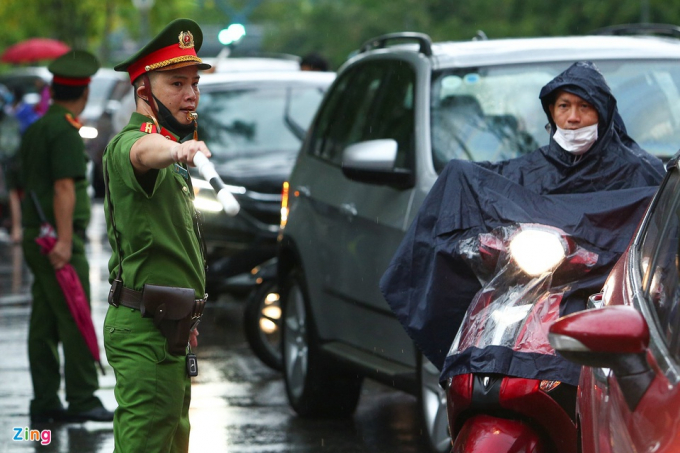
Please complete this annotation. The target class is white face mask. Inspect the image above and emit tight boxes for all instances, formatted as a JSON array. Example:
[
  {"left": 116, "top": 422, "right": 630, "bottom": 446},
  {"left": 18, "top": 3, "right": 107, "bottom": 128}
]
[{"left": 552, "top": 123, "right": 599, "bottom": 155}]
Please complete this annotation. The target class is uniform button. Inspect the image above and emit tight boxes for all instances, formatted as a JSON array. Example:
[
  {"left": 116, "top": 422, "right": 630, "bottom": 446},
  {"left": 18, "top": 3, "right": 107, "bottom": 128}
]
[
  {"left": 109, "top": 328, "right": 114, "bottom": 333},
  {"left": 182, "top": 186, "right": 188, "bottom": 193}
]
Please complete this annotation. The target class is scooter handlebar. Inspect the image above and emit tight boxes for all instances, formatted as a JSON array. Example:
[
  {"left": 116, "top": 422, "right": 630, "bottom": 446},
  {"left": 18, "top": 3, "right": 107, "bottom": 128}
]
[{"left": 192, "top": 152, "right": 240, "bottom": 217}]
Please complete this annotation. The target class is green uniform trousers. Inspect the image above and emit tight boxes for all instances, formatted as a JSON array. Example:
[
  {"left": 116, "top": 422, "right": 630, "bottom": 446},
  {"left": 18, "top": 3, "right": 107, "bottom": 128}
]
[
  {"left": 22, "top": 229, "right": 102, "bottom": 417},
  {"left": 104, "top": 304, "right": 191, "bottom": 453}
]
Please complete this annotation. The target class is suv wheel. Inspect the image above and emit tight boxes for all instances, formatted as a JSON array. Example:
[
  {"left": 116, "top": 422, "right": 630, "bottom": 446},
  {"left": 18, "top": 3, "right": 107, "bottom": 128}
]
[
  {"left": 418, "top": 354, "right": 451, "bottom": 452},
  {"left": 243, "top": 280, "right": 283, "bottom": 371},
  {"left": 281, "top": 270, "right": 362, "bottom": 417}
]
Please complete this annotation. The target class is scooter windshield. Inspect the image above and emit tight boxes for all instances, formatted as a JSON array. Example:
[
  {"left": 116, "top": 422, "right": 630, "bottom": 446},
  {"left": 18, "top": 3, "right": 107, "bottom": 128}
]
[{"left": 448, "top": 224, "right": 598, "bottom": 357}]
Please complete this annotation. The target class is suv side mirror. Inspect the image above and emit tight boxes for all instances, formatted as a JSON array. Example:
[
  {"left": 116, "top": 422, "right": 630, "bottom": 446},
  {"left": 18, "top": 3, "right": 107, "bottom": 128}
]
[
  {"left": 548, "top": 305, "right": 654, "bottom": 410},
  {"left": 341, "top": 139, "right": 415, "bottom": 189}
]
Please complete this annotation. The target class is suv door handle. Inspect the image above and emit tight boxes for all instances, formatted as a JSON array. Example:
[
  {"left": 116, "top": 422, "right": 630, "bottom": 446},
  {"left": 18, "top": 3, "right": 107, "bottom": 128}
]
[{"left": 340, "top": 203, "right": 357, "bottom": 217}]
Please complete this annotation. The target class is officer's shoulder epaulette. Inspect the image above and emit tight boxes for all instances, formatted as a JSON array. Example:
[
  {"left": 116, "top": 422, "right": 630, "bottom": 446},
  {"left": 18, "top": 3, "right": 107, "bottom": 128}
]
[
  {"left": 140, "top": 122, "right": 158, "bottom": 134},
  {"left": 139, "top": 122, "right": 178, "bottom": 142},
  {"left": 65, "top": 113, "right": 82, "bottom": 130}
]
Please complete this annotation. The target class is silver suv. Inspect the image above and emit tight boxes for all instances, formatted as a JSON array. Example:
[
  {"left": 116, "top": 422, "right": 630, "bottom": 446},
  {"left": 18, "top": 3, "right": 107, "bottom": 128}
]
[{"left": 278, "top": 26, "right": 680, "bottom": 452}]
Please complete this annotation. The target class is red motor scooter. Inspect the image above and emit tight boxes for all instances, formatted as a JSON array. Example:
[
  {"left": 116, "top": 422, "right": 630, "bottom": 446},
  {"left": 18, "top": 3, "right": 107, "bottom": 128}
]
[{"left": 444, "top": 224, "right": 598, "bottom": 453}]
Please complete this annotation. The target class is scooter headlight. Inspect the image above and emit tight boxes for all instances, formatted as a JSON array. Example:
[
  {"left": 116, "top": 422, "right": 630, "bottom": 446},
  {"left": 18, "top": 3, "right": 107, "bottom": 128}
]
[{"left": 509, "top": 229, "right": 566, "bottom": 276}]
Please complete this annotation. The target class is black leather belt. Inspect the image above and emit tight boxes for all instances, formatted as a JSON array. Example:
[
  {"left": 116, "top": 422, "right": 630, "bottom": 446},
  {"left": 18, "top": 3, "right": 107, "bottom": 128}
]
[{"left": 112, "top": 286, "right": 144, "bottom": 310}]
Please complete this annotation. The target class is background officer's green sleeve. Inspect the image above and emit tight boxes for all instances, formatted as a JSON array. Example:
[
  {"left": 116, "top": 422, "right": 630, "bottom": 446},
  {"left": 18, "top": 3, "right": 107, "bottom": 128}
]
[
  {"left": 51, "top": 129, "right": 87, "bottom": 181},
  {"left": 108, "top": 131, "right": 168, "bottom": 198}
]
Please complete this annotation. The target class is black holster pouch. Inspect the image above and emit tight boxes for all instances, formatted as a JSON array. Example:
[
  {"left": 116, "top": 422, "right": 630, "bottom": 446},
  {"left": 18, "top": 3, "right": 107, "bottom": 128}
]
[{"left": 141, "top": 284, "right": 195, "bottom": 356}]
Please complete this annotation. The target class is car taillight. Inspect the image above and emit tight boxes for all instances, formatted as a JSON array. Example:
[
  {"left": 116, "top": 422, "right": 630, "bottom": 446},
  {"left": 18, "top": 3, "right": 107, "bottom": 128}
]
[{"left": 280, "top": 181, "right": 289, "bottom": 229}]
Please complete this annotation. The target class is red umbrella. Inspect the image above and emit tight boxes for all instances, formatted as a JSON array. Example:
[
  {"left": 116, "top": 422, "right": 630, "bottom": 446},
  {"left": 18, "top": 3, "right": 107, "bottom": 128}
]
[
  {"left": 30, "top": 192, "right": 104, "bottom": 373},
  {"left": 1, "top": 38, "right": 70, "bottom": 64}
]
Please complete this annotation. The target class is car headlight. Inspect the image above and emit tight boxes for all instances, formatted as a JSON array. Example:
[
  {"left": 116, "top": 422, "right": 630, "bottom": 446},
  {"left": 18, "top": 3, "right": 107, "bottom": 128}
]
[
  {"left": 509, "top": 228, "right": 566, "bottom": 276},
  {"left": 79, "top": 126, "right": 98, "bottom": 139}
]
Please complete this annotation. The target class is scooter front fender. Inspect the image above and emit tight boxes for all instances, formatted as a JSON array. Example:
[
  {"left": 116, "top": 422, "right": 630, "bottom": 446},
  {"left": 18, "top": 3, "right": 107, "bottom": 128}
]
[{"left": 452, "top": 414, "right": 545, "bottom": 453}]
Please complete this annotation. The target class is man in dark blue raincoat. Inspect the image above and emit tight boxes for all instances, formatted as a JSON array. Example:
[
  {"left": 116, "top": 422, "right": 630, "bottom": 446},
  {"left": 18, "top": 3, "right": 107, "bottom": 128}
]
[{"left": 380, "top": 61, "right": 665, "bottom": 386}]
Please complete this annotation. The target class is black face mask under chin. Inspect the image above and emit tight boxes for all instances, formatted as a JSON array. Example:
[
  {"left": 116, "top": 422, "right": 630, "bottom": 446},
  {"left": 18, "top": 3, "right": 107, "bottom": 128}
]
[{"left": 149, "top": 94, "right": 195, "bottom": 139}]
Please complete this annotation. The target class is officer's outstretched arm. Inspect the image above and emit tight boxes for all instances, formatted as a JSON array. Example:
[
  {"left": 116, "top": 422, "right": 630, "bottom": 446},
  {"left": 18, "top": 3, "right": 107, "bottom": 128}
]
[{"left": 130, "top": 133, "right": 211, "bottom": 175}]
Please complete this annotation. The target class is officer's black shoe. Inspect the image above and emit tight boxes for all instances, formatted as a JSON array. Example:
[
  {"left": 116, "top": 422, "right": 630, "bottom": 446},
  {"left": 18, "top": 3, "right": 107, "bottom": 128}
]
[
  {"left": 66, "top": 406, "right": 114, "bottom": 423},
  {"left": 30, "top": 408, "right": 68, "bottom": 424}
]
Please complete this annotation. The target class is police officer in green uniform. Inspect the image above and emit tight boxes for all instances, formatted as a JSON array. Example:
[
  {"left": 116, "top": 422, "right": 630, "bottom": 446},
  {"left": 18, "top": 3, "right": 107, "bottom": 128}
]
[
  {"left": 20, "top": 50, "right": 114, "bottom": 423},
  {"left": 104, "top": 18, "right": 211, "bottom": 452}
]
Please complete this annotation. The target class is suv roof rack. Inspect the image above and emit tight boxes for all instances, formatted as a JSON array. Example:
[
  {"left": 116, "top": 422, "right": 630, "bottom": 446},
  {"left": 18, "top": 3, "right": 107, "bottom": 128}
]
[
  {"left": 359, "top": 32, "right": 433, "bottom": 56},
  {"left": 591, "top": 23, "right": 680, "bottom": 39}
]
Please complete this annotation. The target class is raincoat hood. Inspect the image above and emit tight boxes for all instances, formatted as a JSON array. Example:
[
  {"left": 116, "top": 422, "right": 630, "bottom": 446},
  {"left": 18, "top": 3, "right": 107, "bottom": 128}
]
[
  {"left": 539, "top": 61, "right": 615, "bottom": 135},
  {"left": 538, "top": 61, "right": 646, "bottom": 164}
]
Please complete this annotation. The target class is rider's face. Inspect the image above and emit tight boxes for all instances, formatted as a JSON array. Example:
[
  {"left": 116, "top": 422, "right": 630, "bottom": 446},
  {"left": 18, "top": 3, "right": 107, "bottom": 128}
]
[{"left": 549, "top": 90, "right": 599, "bottom": 130}]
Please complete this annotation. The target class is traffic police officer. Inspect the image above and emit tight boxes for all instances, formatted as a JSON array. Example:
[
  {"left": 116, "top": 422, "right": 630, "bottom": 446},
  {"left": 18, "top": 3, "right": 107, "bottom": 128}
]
[
  {"left": 20, "top": 50, "right": 114, "bottom": 423},
  {"left": 104, "top": 18, "right": 211, "bottom": 452}
]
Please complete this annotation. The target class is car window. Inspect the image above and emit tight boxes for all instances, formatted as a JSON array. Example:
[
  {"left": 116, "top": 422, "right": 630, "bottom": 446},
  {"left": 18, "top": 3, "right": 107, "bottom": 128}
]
[
  {"left": 431, "top": 60, "right": 680, "bottom": 172},
  {"left": 197, "top": 84, "right": 326, "bottom": 158},
  {"left": 309, "top": 60, "right": 415, "bottom": 167},
  {"left": 638, "top": 168, "right": 680, "bottom": 356}
]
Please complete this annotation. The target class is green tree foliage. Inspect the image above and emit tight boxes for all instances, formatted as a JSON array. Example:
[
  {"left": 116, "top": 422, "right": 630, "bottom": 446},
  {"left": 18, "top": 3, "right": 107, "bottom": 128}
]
[
  {"left": 0, "top": 0, "right": 225, "bottom": 67},
  {"left": 1, "top": 0, "right": 679, "bottom": 70},
  {"left": 257, "top": 0, "right": 679, "bottom": 69}
]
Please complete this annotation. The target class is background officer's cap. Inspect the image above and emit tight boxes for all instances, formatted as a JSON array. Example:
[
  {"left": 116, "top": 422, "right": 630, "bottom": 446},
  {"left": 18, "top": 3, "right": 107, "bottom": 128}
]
[
  {"left": 114, "top": 18, "right": 211, "bottom": 84},
  {"left": 48, "top": 50, "right": 100, "bottom": 87}
]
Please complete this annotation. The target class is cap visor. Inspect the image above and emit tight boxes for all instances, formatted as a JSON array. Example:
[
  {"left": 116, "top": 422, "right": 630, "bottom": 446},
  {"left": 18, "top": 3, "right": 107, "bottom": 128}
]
[{"left": 156, "top": 61, "right": 212, "bottom": 72}]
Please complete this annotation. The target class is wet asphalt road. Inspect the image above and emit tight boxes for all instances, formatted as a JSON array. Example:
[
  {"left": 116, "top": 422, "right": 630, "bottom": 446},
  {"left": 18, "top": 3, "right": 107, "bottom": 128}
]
[{"left": 0, "top": 202, "right": 434, "bottom": 453}]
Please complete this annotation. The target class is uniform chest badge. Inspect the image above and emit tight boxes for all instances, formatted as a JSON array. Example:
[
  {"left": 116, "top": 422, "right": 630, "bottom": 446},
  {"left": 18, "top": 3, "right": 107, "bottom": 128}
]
[{"left": 65, "top": 113, "right": 82, "bottom": 130}]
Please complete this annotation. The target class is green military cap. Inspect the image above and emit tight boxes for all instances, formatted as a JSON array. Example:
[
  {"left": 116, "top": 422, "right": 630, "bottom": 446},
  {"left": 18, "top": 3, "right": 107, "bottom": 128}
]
[
  {"left": 48, "top": 50, "right": 100, "bottom": 86},
  {"left": 114, "top": 18, "right": 211, "bottom": 84}
]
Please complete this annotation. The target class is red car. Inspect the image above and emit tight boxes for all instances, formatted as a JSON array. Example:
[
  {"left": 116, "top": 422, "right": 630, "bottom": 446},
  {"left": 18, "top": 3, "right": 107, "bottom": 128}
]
[{"left": 549, "top": 155, "right": 680, "bottom": 453}]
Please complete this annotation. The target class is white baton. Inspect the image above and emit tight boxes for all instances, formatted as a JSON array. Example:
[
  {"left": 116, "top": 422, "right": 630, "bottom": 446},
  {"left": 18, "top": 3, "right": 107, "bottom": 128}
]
[{"left": 192, "top": 152, "right": 240, "bottom": 216}]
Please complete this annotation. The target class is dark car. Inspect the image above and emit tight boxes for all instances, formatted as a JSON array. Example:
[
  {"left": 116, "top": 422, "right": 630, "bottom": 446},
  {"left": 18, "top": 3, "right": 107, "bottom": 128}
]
[
  {"left": 189, "top": 70, "right": 335, "bottom": 295},
  {"left": 549, "top": 153, "right": 680, "bottom": 453}
]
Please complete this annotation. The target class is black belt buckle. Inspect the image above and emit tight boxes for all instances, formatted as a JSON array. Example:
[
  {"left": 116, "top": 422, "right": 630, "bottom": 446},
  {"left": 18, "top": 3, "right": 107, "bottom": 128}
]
[{"left": 108, "top": 279, "right": 123, "bottom": 308}]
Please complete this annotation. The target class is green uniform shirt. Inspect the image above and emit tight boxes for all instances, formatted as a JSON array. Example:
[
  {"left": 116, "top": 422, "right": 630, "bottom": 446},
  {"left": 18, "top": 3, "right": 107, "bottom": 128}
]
[
  {"left": 19, "top": 104, "right": 91, "bottom": 230},
  {"left": 104, "top": 112, "right": 205, "bottom": 297}
]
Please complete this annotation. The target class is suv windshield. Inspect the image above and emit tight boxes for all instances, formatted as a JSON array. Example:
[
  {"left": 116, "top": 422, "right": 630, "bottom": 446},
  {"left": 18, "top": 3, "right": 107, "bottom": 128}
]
[
  {"left": 197, "top": 84, "right": 326, "bottom": 159},
  {"left": 431, "top": 60, "right": 680, "bottom": 172}
]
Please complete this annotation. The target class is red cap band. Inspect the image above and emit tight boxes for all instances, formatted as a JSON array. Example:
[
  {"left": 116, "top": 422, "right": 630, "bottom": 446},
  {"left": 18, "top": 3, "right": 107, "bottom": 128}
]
[
  {"left": 52, "top": 76, "right": 91, "bottom": 86},
  {"left": 127, "top": 43, "right": 202, "bottom": 83}
]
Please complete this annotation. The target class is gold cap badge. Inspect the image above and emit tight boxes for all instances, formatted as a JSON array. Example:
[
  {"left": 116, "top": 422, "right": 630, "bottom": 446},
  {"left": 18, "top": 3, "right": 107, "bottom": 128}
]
[{"left": 178, "top": 31, "right": 195, "bottom": 49}]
